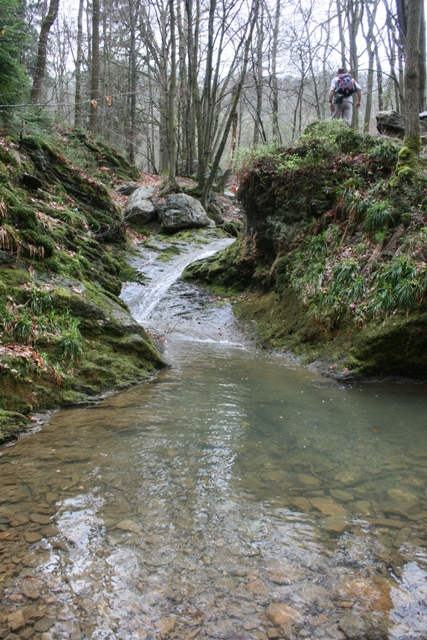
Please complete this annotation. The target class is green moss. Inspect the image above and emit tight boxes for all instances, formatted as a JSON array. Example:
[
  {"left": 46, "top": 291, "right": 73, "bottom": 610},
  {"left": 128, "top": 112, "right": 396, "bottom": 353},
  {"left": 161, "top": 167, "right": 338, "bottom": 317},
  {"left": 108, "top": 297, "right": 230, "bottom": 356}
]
[
  {"left": 0, "top": 126, "right": 165, "bottom": 442},
  {"left": 0, "top": 409, "right": 30, "bottom": 443},
  {"left": 390, "top": 137, "right": 422, "bottom": 186},
  {"left": 8, "top": 203, "right": 38, "bottom": 230},
  {"left": 184, "top": 234, "right": 252, "bottom": 290},
  {"left": 0, "top": 268, "right": 33, "bottom": 288},
  {"left": 61, "top": 131, "right": 140, "bottom": 182}
]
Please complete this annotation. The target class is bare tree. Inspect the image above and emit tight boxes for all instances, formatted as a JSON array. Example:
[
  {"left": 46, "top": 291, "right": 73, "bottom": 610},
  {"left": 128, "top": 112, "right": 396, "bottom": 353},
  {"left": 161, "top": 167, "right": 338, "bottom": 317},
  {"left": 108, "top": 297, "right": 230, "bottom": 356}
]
[
  {"left": 403, "top": 0, "right": 422, "bottom": 146},
  {"left": 30, "top": 0, "right": 60, "bottom": 103},
  {"left": 166, "top": 0, "right": 179, "bottom": 190},
  {"left": 270, "top": 0, "right": 282, "bottom": 143},
  {"left": 362, "top": 0, "right": 379, "bottom": 132},
  {"left": 89, "top": 0, "right": 100, "bottom": 133},
  {"left": 201, "top": 0, "right": 260, "bottom": 205},
  {"left": 74, "top": 0, "right": 85, "bottom": 127},
  {"left": 419, "top": 1, "right": 427, "bottom": 111},
  {"left": 252, "top": 2, "right": 265, "bottom": 146}
]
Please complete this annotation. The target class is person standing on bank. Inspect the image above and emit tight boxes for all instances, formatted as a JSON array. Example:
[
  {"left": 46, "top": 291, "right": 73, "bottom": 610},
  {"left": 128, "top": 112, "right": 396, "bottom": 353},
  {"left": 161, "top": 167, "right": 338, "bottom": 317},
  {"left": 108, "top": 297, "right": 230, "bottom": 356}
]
[{"left": 328, "top": 67, "right": 362, "bottom": 125}]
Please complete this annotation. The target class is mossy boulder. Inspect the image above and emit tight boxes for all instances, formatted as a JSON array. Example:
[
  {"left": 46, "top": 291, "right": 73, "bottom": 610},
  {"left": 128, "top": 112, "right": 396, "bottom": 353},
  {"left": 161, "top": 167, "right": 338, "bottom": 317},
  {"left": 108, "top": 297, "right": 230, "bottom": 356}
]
[
  {"left": 0, "top": 127, "right": 164, "bottom": 444},
  {"left": 0, "top": 271, "right": 165, "bottom": 423},
  {"left": 20, "top": 136, "right": 126, "bottom": 242},
  {"left": 0, "top": 410, "right": 31, "bottom": 443},
  {"left": 185, "top": 121, "right": 427, "bottom": 380}
]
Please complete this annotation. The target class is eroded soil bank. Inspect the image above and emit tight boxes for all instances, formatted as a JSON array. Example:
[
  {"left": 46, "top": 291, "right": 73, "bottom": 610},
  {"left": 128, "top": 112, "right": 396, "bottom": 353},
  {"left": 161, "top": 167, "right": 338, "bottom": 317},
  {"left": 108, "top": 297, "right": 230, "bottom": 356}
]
[
  {"left": 184, "top": 121, "right": 427, "bottom": 382},
  {"left": 0, "top": 130, "right": 167, "bottom": 444}
]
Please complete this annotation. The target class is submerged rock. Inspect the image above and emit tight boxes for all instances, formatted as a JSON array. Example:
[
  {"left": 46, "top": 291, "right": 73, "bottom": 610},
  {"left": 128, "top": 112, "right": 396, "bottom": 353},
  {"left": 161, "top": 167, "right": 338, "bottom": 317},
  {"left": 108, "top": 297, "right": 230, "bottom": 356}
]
[
  {"left": 155, "top": 616, "right": 176, "bottom": 636},
  {"left": 335, "top": 577, "right": 394, "bottom": 613},
  {"left": 116, "top": 519, "right": 141, "bottom": 534},
  {"left": 382, "top": 489, "right": 419, "bottom": 516},
  {"left": 310, "top": 497, "right": 346, "bottom": 517},
  {"left": 264, "top": 562, "right": 306, "bottom": 585},
  {"left": 323, "top": 515, "right": 351, "bottom": 537},
  {"left": 338, "top": 611, "right": 390, "bottom": 639},
  {"left": 266, "top": 603, "right": 304, "bottom": 636}
]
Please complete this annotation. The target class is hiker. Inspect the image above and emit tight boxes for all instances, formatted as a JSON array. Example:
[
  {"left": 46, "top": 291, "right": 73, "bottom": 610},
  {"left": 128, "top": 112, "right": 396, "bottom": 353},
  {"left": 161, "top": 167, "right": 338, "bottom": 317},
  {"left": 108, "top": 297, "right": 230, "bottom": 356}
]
[{"left": 328, "top": 67, "right": 362, "bottom": 125}]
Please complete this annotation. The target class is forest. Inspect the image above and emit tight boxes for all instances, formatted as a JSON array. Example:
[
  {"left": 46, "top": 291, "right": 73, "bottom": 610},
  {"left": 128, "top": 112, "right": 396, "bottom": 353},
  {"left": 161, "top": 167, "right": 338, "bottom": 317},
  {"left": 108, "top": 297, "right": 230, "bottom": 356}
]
[{"left": 1, "top": 0, "right": 426, "bottom": 193}]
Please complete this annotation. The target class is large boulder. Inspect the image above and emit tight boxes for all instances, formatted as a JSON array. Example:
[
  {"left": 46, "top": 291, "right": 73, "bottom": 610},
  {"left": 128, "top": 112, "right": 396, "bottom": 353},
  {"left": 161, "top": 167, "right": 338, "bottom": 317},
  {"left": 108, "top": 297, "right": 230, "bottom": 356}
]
[
  {"left": 117, "top": 183, "right": 139, "bottom": 195},
  {"left": 159, "top": 193, "right": 213, "bottom": 232},
  {"left": 124, "top": 186, "right": 157, "bottom": 225},
  {"left": 376, "top": 110, "right": 427, "bottom": 137},
  {"left": 376, "top": 110, "right": 405, "bottom": 136}
]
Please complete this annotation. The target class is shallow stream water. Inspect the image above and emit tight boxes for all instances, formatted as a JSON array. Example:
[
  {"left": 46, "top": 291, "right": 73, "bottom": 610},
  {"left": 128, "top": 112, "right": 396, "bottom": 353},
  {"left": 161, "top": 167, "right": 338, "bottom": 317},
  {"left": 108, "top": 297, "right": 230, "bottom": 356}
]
[{"left": 1, "top": 234, "right": 427, "bottom": 640}]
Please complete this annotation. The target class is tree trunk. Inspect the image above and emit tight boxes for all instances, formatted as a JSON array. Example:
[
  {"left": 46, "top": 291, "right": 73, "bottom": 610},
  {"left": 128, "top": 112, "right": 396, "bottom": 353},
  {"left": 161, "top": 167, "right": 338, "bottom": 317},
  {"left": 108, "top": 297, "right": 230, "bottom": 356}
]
[
  {"left": 271, "top": 0, "right": 281, "bottom": 144},
  {"left": 228, "top": 87, "right": 238, "bottom": 169},
  {"left": 419, "top": 1, "right": 426, "bottom": 111},
  {"left": 363, "top": 0, "right": 378, "bottom": 133},
  {"left": 375, "top": 46, "right": 384, "bottom": 111},
  {"left": 392, "top": 0, "right": 422, "bottom": 183},
  {"left": 404, "top": 0, "right": 422, "bottom": 143},
  {"left": 253, "top": 6, "right": 264, "bottom": 146},
  {"left": 196, "top": 0, "right": 217, "bottom": 189},
  {"left": 74, "top": 0, "right": 84, "bottom": 127},
  {"left": 127, "top": 0, "right": 138, "bottom": 164},
  {"left": 30, "top": 0, "right": 60, "bottom": 103},
  {"left": 336, "top": 0, "right": 347, "bottom": 68},
  {"left": 395, "top": 0, "right": 425, "bottom": 115},
  {"left": 167, "top": 0, "right": 179, "bottom": 189},
  {"left": 185, "top": 0, "right": 200, "bottom": 176},
  {"left": 89, "top": 0, "right": 100, "bottom": 134},
  {"left": 347, "top": 0, "right": 363, "bottom": 129}
]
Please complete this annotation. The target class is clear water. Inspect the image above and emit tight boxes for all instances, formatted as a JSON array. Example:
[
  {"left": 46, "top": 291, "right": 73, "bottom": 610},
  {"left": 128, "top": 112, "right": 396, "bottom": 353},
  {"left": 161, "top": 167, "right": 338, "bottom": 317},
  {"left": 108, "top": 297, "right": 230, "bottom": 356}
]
[{"left": 1, "top": 238, "right": 427, "bottom": 640}]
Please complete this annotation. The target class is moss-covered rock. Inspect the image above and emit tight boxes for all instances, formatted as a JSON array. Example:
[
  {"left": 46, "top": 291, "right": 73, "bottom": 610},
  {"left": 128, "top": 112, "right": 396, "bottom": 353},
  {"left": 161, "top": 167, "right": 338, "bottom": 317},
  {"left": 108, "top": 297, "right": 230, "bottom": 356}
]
[
  {"left": 390, "top": 135, "right": 424, "bottom": 186},
  {"left": 0, "top": 127, "right": 165, "bottom": 444},
  {"left": 185, "top": 120, "right": 427, "bottom": 380},
  {"left": 0, "top": 409, "right": 31, "bottom": 443},
  {"left": 19, "top": 136, "right": 126, "bottom": 243}
]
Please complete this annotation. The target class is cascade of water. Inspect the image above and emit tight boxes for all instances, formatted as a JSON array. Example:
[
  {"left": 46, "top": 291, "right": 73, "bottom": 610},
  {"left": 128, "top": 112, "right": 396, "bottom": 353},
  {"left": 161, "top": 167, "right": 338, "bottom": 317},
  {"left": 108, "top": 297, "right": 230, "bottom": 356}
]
[{"left": 121, "top": 237, "right": 234, "bottom": 324}]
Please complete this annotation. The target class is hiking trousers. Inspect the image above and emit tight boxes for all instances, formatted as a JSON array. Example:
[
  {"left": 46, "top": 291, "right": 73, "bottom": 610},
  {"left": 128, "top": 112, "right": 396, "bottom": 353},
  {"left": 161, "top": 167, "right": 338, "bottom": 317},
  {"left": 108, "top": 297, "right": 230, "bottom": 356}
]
[{"left": 331, "top": 101, "right": 352, "bottom": 124}]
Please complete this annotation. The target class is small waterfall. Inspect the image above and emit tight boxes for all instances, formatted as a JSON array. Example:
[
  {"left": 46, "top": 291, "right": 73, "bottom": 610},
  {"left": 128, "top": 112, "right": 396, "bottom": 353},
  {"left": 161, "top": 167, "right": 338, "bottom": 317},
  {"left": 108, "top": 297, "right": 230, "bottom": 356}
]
[{"left": 121, "top": 237, "right": 234, "bottom": 324}]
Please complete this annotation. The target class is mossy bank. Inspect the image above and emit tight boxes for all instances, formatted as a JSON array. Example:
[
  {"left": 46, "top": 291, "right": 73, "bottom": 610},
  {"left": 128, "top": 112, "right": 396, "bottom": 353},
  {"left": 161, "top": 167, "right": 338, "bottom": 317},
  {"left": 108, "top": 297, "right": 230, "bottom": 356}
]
[
  {"left": 0, "top": 125, "right": 164, "bottom": 444},
  {"left": 185, "top": 121, "right": 427, "bottom": 380}
]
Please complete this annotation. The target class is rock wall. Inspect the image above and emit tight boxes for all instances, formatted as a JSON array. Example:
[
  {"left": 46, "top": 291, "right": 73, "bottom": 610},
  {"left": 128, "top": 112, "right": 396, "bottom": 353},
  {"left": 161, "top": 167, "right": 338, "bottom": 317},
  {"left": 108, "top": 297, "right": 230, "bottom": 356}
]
[
  {"left": 0, "top": 130, "right": 165, "bottom": 443},
  {"left": 185, "top": 121, "right": 427, "bottom": 380}
]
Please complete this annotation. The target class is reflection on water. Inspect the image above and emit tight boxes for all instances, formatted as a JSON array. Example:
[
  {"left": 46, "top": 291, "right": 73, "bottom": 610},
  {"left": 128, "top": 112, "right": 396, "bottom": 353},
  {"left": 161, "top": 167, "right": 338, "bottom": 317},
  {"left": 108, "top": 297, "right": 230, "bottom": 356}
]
[{"left": 1, "top": 253, "right": 427, "bottom": 639}]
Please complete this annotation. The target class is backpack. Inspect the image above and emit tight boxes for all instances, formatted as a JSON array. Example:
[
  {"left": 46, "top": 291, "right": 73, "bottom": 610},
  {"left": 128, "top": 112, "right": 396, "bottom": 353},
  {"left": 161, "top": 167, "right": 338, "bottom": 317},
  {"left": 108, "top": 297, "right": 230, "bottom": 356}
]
[{"left": 334, "top": 73, "right": 356, "bottom": 103}]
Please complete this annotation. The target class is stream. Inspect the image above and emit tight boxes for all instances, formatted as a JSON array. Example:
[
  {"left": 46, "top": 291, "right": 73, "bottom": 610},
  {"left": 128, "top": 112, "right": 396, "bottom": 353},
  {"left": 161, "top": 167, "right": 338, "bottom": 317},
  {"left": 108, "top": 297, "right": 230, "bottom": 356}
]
[{"left": 1, "top": 233, "right": 427, "bottom": 640}]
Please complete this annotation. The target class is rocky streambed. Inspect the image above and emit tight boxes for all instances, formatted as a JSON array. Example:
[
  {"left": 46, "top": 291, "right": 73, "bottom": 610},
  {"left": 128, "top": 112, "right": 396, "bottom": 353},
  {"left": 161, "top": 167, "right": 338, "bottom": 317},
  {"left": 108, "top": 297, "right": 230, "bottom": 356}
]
[{"left": 1, "top": 235, "right": 427, "bottom": 640}]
